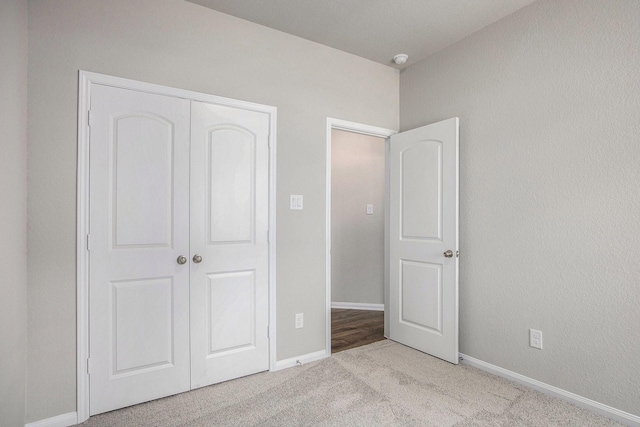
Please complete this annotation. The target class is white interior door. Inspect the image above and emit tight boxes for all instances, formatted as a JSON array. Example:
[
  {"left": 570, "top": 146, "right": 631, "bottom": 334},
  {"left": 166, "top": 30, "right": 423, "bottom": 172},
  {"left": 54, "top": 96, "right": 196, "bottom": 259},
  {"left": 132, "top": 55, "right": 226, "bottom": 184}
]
[
  {"left": 189, "top": 101, "right": 270, "bottom": 388},
  {"left": 88, "top": 84, "right": 191, "bottom": 414},
  {"left": 388, "top": 118, "right": 459, "bottom": 364}
]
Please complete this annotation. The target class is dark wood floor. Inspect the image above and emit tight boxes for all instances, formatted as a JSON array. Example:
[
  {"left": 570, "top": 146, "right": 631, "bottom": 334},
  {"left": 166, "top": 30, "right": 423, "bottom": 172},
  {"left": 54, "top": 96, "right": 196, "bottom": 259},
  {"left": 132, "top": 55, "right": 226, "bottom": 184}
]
[{"left": 331, "top": 308, "right": 385, "bottom": 354}]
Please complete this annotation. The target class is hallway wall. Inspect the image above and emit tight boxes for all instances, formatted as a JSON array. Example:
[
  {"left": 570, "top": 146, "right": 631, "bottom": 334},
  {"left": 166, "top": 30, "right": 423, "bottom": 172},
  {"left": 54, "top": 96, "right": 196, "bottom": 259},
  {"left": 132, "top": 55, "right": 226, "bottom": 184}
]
[{"left": 331, "top": 130, "right": 385, "bottom": 305}]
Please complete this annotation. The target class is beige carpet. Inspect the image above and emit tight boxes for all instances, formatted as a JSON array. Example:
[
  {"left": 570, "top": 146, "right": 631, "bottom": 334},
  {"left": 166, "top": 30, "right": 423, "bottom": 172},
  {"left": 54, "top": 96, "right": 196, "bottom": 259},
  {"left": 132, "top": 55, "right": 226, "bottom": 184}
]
[{"left": 79, "top": 340, "right": 621, "bottom": 426}]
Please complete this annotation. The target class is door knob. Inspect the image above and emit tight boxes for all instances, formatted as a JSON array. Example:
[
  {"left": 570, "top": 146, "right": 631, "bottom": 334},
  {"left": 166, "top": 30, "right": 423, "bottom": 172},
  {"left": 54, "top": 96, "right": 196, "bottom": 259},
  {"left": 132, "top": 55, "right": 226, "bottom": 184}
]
[
  {"left": 443, "top": 250, "right": 454, "bottom": 258},
  {"left": 177, "top": 255, "right": 187, "bottom": 265},
  {"left": 193, "top": 254, "right": 203, "bottom": 264}
]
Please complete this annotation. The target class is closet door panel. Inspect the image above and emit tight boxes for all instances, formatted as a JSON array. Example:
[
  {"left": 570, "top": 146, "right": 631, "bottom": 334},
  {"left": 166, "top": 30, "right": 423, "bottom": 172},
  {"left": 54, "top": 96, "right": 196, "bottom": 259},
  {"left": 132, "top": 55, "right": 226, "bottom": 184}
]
[
  {"left": 190, "top": 101, "right": 270, "bottom": 388},
  {"left": 89, "top": 84, "right": 191, "bottom": 415},
  {"left": 208, "top": 127, "right": 255, "bottom": 244}
]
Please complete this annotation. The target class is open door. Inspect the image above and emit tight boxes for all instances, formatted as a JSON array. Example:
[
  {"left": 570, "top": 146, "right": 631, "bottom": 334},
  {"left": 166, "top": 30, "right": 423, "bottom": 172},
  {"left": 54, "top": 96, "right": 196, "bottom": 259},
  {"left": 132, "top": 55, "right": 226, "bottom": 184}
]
[{"left": 388, "top": 118, "right": 459, "bottom": 364}]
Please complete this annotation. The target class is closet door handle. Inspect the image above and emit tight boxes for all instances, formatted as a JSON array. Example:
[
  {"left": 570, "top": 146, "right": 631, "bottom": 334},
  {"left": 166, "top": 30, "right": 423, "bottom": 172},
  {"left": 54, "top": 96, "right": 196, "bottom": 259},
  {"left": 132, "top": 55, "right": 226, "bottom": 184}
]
[
  {"left": 177, "top": 255, "right": 187, "bottom": 265},
  {"left": 193, "top": 254, "right": 203, "bottom": 264}
]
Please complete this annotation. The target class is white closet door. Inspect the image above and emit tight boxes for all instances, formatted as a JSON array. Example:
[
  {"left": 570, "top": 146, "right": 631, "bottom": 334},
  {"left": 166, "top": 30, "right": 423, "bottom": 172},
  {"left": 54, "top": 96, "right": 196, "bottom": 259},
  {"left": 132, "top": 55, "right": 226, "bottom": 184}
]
[
  {"left": 189, "top": 101, "right": 270, "bottom": 388},
  {"left": 89, "top": 84, "right": 191, "bottom": 415}
]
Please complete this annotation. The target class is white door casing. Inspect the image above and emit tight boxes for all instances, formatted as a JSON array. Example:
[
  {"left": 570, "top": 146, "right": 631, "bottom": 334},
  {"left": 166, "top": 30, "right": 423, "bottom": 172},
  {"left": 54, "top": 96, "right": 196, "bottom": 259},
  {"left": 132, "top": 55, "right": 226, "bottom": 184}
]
[
  {"left": 88, "top": 84, "right": 192, "bottom": 414},
  {"left": 324, "top": 118, "right": 397, "bottom": 355},
  {"left": 388, "top": 118, "right": 459, "bottom": 364},
  {"left": 190, "top": 101, "right": 270, "bottom": 388}
]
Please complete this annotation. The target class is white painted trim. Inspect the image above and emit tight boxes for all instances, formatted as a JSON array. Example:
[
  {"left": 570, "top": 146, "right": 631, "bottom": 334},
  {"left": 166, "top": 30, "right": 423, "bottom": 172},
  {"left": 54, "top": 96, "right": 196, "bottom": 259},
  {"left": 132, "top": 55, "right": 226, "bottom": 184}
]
[
  {"left": 78, "top": 71, "right": 276, "bottom": 114},
  {"left": 77, "top": 71, "right": 277, "bottom": 422},
  {"left": 268, "top": 99, "right": 278, "bottom": 373},
  {"left": 325, "top": 118, "right": 397, "bottom": 358},
  {"left": 274, "top": 349, "right": 329, "bottom": 371},
  {"left": 76, "top": 71, "right": 91, "bottom": 423},
  {"left": 460, "top": 353, "right": 640, "bottom": 427},
  {"left": 383, "top": 138, "right": 390, "bottom": 337},
  {"left": 25, "top": 412, "right": 77, "bottom": 427},
  {"left": 329, "top": 118, "right": 398, "bottom": 138},
  {"left": 331, "top": 302, "right": 384, "bottom": 311}
]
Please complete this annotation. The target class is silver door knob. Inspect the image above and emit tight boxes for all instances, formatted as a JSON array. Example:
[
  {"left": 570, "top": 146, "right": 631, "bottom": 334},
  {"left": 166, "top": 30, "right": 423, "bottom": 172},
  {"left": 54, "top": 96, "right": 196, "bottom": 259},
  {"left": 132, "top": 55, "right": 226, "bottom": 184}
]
[
  {"left": 177, "top": 255, "right": 187, "bottom": 265},
  {"left": 443, "top": 250, "right": 454, "bottom": 258},
  {"left": 193, "top": 254, "right": 202, "bottom": 264}
]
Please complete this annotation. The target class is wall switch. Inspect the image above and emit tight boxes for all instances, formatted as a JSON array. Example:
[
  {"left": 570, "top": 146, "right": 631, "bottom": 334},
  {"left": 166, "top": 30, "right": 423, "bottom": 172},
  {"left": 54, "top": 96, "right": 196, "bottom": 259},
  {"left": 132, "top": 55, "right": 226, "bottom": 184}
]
[
  {"left": 295, "top": 313, "right": 304, "bottom": 329},
  {"left": 290, "top": 195, "right": 303, "bottom": 210},
  {"left": 366, "top": 204, "right": 373, "bottom": 215},
  {"left": 530, "top": 329, "right": 543, "bottom": 349}
]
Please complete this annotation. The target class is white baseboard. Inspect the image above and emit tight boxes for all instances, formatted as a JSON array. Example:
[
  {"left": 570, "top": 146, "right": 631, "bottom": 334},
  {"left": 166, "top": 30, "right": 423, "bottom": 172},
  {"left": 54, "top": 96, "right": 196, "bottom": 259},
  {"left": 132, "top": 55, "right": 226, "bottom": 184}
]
[
  {"left": 25, "top": 412, "right": 77, "bottom": 427},
  {"left": 459, "top": 353, "right": 640, "bottom": 427},
  {"left": 331, "top": 302, "right": 384, "bottom": 311},
  {"left": 274, "top": 349, "right": 329, "bottom": 371}
]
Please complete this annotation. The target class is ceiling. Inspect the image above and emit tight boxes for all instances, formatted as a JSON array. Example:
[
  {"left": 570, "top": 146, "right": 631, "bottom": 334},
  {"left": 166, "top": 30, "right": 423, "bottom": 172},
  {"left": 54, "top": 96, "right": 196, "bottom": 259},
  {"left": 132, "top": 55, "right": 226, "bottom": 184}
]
[{"left": 187, "top": 0, "right": 537, "bottom": 68}]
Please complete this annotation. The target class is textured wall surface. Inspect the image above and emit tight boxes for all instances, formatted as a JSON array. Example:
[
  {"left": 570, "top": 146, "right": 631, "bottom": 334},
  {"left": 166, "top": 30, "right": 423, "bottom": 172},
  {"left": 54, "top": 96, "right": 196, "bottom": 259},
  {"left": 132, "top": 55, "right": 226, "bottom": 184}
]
[
  {"left": 331, "top": 130, "right": 386, "bottom": 305},
  {"left": 26, "top": 0, "right": 398, "bottom": 421},
  {"left": 400, "top": 0, "right": 640, "bottom": 416},
  {"left": 0, "top": 0, "right": 28, "bottom": 426}
]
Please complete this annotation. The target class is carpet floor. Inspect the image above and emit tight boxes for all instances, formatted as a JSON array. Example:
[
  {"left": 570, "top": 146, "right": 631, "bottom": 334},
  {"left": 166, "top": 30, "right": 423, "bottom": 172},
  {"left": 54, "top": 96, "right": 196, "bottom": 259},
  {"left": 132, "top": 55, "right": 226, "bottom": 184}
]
[{"left": 78, "top": 340, "right": 621, "bottom": 426}]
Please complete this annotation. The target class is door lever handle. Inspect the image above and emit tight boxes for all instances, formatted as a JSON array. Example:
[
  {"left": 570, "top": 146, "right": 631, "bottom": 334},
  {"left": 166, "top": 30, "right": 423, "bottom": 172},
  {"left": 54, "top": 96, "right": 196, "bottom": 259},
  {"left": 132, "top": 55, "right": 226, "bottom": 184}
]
[{"left": 443, "top": 250, "right": 454, "bottom": 258}]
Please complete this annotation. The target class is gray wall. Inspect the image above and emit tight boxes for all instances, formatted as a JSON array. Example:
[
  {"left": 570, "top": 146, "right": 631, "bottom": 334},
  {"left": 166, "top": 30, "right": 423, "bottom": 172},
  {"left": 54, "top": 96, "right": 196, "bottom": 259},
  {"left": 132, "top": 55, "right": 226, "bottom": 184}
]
[
  {"left": 331, "top": 130, "right": 385, "bottom": 305},
  {"left": 26, "top": 0, "right": 398, "bottom": 421},
  {"left": 0, "top": 0, "right": 28, "bottom": 426},
  {"left": 400, "top": 0, "right": 640, "bottom": 415}
]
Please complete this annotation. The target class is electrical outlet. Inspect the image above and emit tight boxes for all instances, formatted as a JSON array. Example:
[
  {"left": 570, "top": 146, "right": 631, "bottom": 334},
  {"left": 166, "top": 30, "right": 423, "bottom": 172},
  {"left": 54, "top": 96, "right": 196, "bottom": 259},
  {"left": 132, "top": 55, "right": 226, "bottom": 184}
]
[
  {"left": 530, "top": 329, "right": 543, "bottom": 349},
  {"left": 295, "top": 313, "right": 304, "bottom": 329}
]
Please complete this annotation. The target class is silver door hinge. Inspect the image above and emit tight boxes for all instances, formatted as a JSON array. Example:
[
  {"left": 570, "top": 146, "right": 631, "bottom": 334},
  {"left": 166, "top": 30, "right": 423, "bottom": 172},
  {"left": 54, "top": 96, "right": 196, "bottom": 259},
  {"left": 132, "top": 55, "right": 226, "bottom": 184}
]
[
  {"left": 267, "top": 229, "right": 270, "bottom": 243},
  {"left": 86, "top": 234, "right": 92, "bottom": 251},
  {"left": 87, "top": 358, "right": 92, "bottom": 374},
  {"left": 267, "top": 325, "right": 270, "bottom": 338},
  {"left": 88, "top": 110, "right": 94, "bottom": 127}
]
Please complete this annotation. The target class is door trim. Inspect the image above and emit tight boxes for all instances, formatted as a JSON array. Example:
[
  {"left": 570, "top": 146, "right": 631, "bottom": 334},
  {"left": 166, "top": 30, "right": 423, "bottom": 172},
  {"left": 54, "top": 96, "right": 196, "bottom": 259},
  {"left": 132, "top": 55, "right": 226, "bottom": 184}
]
[
  {"left": 324, "top": 118, "right": 396, "bottom": 355},
  {"left": 76, "top": 71, "right": 278, "bottom": 423}
]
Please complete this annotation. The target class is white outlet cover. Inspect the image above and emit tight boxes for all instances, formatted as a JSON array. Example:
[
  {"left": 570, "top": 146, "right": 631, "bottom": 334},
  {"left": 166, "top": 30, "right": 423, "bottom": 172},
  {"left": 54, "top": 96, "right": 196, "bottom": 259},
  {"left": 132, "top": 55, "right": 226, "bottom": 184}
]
[{"left": 530, "top": 329, "right": 543, "bottom": 349}]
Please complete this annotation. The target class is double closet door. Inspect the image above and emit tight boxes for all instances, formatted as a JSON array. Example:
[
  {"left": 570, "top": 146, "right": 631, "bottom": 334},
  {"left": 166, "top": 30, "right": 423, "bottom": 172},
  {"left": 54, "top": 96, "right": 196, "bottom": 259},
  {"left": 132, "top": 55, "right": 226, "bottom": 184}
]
[{"left": 88, "top": 84, "right": 270, "bottom": 415}]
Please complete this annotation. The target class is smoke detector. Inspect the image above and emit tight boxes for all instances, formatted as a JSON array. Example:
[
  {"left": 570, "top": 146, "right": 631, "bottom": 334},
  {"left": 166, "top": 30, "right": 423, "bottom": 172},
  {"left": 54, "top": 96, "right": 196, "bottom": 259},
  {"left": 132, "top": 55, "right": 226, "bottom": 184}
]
[{"left": 393, "top": 54, "right": 409, "bottom": 65}]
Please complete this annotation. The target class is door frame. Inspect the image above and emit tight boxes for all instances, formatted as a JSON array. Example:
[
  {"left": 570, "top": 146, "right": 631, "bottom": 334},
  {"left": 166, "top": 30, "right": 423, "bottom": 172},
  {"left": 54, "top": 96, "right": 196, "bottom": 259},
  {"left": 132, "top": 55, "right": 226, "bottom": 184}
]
[
  {"left": 325, "top": 118, "right": 396, "bottom": 354},
  {"left": 76, "top": 71, "right": 278, "bottom": 423}
]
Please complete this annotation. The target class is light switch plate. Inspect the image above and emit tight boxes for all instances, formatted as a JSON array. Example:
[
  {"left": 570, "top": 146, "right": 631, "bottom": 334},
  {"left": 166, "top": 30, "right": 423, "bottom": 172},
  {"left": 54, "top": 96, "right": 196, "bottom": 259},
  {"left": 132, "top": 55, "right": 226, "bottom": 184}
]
[
  {"left": 290, "top": 195, "right": 303, "bottom": 210},
  {"left": 295, "top": 313, "right": 304, "bottom": 328},
  {"left": 366, "top": 204, "right": 373, "bottom": 215}
]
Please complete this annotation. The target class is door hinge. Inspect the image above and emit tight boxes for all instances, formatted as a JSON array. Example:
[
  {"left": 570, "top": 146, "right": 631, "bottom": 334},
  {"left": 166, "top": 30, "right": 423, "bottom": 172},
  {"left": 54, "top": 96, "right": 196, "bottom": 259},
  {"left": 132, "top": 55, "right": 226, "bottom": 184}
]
[
  {"left": 267, "top": 325, "right": 270, "bottom": 338},
  {"left": 87, "top": 358, "right": 92, "bottom": 375},
  {"left": 86, "top": 234, "right": 92, "bottom": 251},
  {"left": 88, "top": 110, "right": 94, "bottom": 127},
  {"left": 267, "top": 229, "right": 270, "bottom": 243}
]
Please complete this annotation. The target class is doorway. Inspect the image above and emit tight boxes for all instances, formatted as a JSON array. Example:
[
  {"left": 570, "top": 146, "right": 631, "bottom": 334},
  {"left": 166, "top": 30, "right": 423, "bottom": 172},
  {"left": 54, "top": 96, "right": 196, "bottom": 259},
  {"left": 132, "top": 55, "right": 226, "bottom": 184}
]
[{"left": 325, "top": 119, "right": 396, "bottom": 353}]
